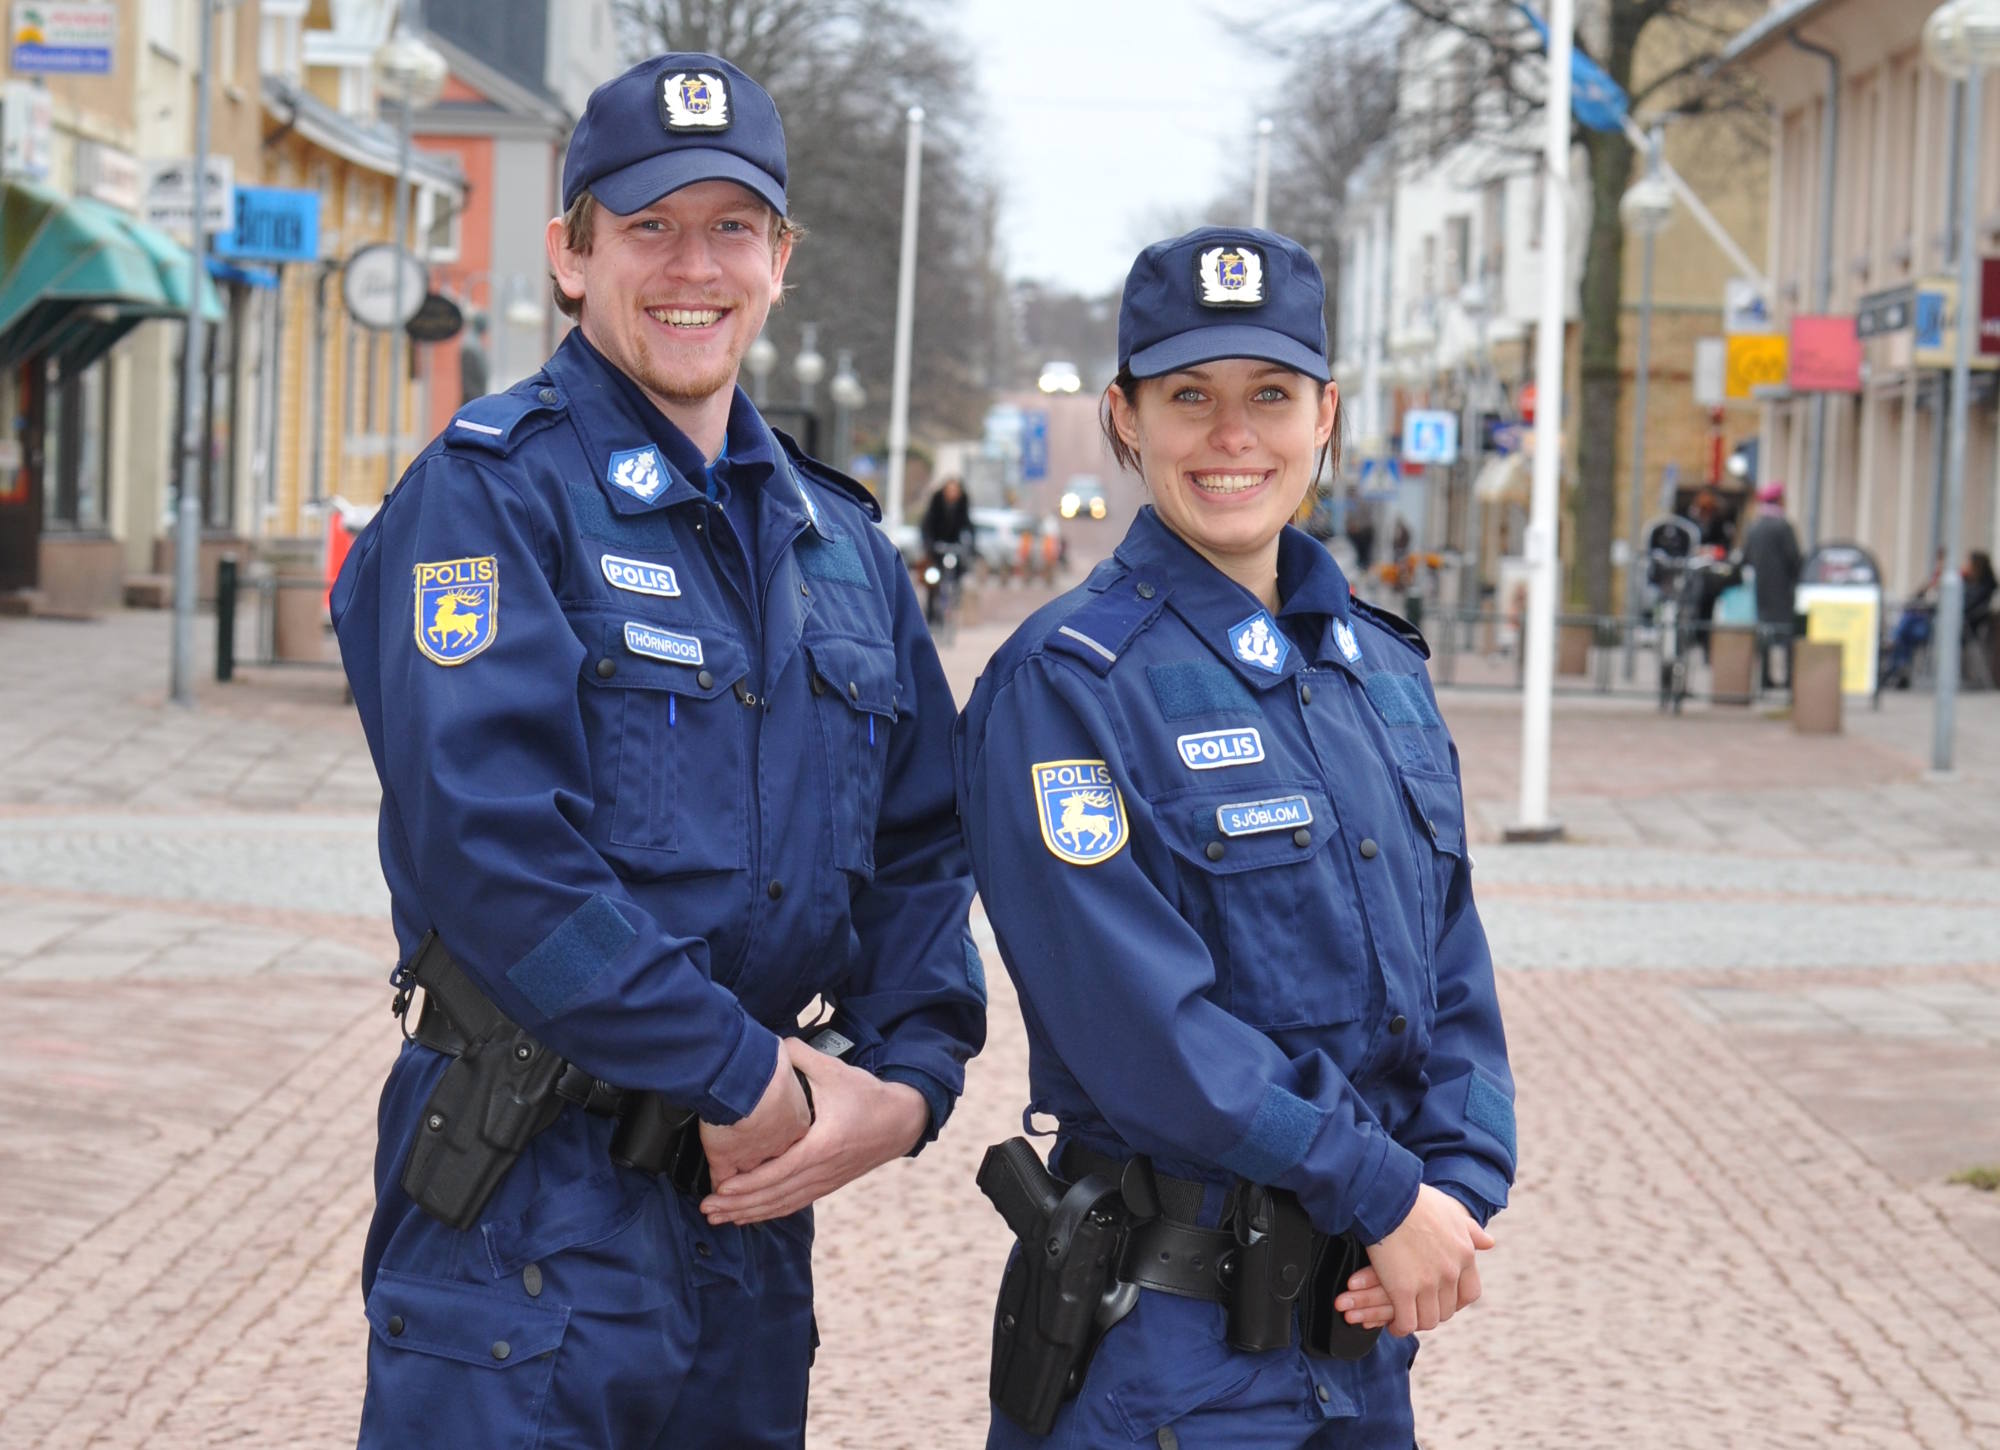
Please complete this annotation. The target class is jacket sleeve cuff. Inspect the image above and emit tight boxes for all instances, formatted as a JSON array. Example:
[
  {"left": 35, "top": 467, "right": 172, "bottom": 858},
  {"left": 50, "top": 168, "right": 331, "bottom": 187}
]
[
  {"left": 878, "top": 1066, "right": 954, "bottom": 1154},
  {"left": 1422, "top": 1154, "right": 1511, "bottom": 1224},
  {"left": 1346, "top": 1137, "right": 1425, "bottom": 1246},
  {"left": 696, "top": 1017, "right": 781, "bottom": 1124}
]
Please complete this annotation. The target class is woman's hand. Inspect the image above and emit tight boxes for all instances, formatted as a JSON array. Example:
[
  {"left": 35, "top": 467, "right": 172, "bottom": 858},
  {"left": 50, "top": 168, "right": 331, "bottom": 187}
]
[{"left": 1358, "top": 1185, "right": 1495, "bottom": 1336}]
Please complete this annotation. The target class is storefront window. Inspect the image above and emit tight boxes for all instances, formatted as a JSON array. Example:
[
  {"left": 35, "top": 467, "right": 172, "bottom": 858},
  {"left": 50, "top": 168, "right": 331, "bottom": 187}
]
[
  {"left": 200, "top": 284, "right": 244, "bottom": 531},
  {"left": 42, "top": 357, "right": 110, "bottom": 532}
]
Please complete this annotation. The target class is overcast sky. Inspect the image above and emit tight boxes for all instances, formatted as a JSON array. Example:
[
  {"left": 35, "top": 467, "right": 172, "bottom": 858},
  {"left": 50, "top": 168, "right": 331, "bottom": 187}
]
[{"left": 951, "top": 0, "right": 1290, "bottom": 298}]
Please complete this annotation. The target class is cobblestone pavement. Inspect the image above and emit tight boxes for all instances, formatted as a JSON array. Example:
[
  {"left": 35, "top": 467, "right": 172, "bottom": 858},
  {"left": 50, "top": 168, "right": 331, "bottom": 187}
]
[{"left": 1, "top": 599, "right": 1996, "bottom": 1448}]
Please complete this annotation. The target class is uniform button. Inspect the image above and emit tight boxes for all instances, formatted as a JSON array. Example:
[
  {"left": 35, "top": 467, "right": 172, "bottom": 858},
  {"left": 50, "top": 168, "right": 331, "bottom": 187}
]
[
  {"left": 1359, "top": 838, "right": 1379, "bottom": 860},
  {"left": 491, "top": 1340, "right": 511, "bottom": 1361},
  {"left": 1301, "top": 683, "right": 1313, "bottom": 704},
  {"left": 522, "top": 1264, "right": 542, "bottom": 1297},
  {"left": 1316, "top": 1384, "right": 1331, "bottom": 1404},
  {"left": 696, "top": 669, "right": 714, "bottom": 689},
  {"left": 767, "top": 880, "right": 784, "bottom": 900},
  {"left": 536, "top": 387, "right": 558, "bottom": 405},
  {"left": 1388, "top": 1014, "right": 1408, "bottom": 1035},
  {"left": 1293, "top": 828, "right": 1311, "bottom": 848},
  {"left": 1136, "top": 581, "right": 1155, "bottom": 599},
  {"left": 694, "top": 1242, "right": 712, "bottom": 1259},
  {"left": 1427, "top": 817, "right": 1439, "bottom": 837},
  {"left": 595, "top": 657, "right": 616, "bottom": 679},
  {"left": 847, "top": 681, "right": 860, "bottom": 701},
  {"left": 1205, "top": 841, "right": 1226, "bottom": 862},
  {"left": 801, "top": 582, "right": 811, "bottom": 597},
  {"left": 386, "top": 1314, "right": 405, "bottom": 1336}
]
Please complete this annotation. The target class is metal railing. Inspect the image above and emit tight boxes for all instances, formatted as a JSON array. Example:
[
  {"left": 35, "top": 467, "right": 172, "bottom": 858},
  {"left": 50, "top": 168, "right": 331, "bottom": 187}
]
[{"left": 1427, "top": 608, "right": 1797, "bottom": 705}]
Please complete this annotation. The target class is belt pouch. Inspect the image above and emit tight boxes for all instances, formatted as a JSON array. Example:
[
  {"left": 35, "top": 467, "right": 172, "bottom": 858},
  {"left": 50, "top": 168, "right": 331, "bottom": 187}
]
[{"left": 1299, "top": 1232, "right": 1384, "bottom": 1360}]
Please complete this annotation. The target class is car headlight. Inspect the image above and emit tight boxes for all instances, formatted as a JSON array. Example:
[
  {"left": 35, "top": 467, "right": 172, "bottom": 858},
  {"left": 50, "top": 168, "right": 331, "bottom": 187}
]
[{"left": 1088, "top": 497, "right": 1107, "bottom": 519}]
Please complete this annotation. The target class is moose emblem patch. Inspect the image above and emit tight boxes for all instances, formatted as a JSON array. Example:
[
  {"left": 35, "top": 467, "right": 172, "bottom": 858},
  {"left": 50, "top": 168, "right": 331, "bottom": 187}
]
[
  {"left": 414, "top": 557, "right": 497, "bottom": 665},
  {"left": 1032, "top": 759, "right": 1129, "bottom": 866}
]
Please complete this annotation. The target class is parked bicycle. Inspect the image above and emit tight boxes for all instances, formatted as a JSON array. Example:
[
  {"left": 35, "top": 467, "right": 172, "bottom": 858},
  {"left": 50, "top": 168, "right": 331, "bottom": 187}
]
[{"left": 1645, "top": 516, "right": 1734, "bottom": 714}]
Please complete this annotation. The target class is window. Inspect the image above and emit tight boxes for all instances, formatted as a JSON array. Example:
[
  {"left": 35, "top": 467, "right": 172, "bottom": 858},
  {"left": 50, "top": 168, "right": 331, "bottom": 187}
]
[
  {"left": 41, "top": 359, "right": 110, "bottom": 531},
  {"left": 1529, "top": 169, "right": 1546, "bottom": 250},
  {"left": 218, "top": 2, "right": 236, "bottom": 81},
  {"left": 1481, "top": 180, "right": 1506, "bottom": 286},
  {"left": 419, "top": 189, "right": 460, "bottom": 262},
  {"left": 200, "top": 286, "right": 243, "bottom": 531},
  {"left": 1445, "top": 214, "right": 1471, "bottom": 292},
  {"left": 146, "top": 0, "right": 180, "bottom": 57},
  {"left": 1421, "top": 234, "right": 1438, "bottom": 303}
]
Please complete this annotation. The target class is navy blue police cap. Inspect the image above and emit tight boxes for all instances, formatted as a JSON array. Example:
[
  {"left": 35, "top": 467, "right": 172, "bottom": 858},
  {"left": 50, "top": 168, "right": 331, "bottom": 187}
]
[
  {"left": 562, "top": 54, "right": 787, "bottom": 217},
  {"left": 1118, "top": 227, "right": 1329, "bottom": 383}
]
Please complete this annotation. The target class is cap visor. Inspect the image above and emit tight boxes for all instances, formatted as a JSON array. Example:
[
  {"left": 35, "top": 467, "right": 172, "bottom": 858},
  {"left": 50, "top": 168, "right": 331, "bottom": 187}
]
[
  {"left": 590, "top": 149, "right": 786, "bottom": 217},
  {"left": 1128, "top": 324, "right": 1329, "bottom": 383}
]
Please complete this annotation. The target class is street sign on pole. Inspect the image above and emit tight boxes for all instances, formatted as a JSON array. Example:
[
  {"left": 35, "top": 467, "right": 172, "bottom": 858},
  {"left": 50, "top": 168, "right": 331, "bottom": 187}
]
[
  {"left": 1400, "top": 409, "right": 1458, "bottom": 465},
  {"left": 1692, "top": 337, "right": 1726, "bottom": 407},
  {"left": 1724, "top": 333, "right": 1788, "bottom": 399},
  {"left": 1020, "top": 409, "right": 1049, "bottom": 481},
  {"left": 145, "top": 157, "right": 234, "bottom": 236},
  {"left": 1723, "top": 277, "right": 1771, "bottom": 334},
  {"left": 8, "top": 2, "right": 113, "bottom": 75}
]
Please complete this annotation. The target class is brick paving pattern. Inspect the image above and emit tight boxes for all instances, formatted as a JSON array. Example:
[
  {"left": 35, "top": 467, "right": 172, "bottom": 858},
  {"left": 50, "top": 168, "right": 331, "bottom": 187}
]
[{"left": 1, "top": 597, "right": 1996, "bottom": 1448}]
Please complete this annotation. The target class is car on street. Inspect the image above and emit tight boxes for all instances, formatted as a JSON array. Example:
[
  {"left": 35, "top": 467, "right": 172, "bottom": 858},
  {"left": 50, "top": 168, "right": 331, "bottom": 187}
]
[
  {"left": 1060, "top": 475, "right": 1108, "bottom": 521},
  {"left": 970, "top": 505, "right": 1033, "bottom": 576}
]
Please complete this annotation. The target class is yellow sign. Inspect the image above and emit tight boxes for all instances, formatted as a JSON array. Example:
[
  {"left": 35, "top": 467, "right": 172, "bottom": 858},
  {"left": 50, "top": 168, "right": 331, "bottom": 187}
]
[
  {"left": 1725, "top": 334, "right": 1789, "bottom": 399},
  {"left": 1801, "top": 591, "right": 1880, "bottom": 695}
]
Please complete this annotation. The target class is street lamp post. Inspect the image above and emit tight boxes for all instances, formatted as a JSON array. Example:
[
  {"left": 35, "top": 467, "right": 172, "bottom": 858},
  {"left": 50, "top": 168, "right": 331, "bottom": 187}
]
[
  {"left": 1922, "top": 0, "right": 2000, "bottom": 775},
  {"left": 829, "top": 348, "right": 865, "bottom": 475},
  {"left": 793, "top": 321, "right": 825, "bottom": 414},
  {"left": 884, "top": 105, "right": 925, "bottom": 533},
  {"left": 1251, "top": 116, "right": 1274, "bottom": 229},
  {"left": 169, "top": 0, "right": 217, "bottom": 707},
  {"left": 1619, "top": 125, "right": 1674, "bottom": 681},
  {"left": 372, "top": 23, "right": 448, "bottom": 495}
]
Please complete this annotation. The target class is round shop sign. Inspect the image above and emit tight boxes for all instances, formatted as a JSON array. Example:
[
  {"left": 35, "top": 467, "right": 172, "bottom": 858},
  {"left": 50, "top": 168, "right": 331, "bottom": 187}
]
[
  {"left": 404, "top": 292, "right": 465, "bottom": 343},
  {"left": 341, "top": 244, "right": 428, "bottom": 331}
]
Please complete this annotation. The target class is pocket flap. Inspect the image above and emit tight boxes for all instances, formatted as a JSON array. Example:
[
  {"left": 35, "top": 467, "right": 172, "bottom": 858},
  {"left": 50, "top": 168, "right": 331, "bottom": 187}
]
[
  {"left": 584, "top": 616, "right": 747, "bottom": 698},
  {"left": 364, "top": 1269, "right": 569, "bottom": 1368},
  {"left": 1151, "top": 784, "right": 1337, "bottom": 875},
  {"left": 1399, "top": 768, "right": 1465, "bottom": 857},
  {"left": 805, "top": 635, "right": 899, "bottom": 718}
]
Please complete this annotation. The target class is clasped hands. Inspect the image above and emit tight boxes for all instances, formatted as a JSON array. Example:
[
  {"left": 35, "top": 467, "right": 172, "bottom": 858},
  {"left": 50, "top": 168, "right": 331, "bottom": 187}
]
[
  {"left": 696, "top": 1035, "right": 928, "bottom": 1226},
  {"left": 1332, "top": 1183, "right": 1495, "bottom": 1337}
]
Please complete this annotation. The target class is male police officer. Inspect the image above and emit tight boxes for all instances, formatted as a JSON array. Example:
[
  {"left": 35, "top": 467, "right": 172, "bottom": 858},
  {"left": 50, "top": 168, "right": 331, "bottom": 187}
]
[{"left": 332, "top": 53, "right": 985, "bottom": 1448}]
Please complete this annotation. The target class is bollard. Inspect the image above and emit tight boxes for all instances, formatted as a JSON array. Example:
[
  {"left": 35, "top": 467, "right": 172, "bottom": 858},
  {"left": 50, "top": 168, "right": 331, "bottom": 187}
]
[{"left": 215, "top": 553, "right": 238, "bottom": 683}]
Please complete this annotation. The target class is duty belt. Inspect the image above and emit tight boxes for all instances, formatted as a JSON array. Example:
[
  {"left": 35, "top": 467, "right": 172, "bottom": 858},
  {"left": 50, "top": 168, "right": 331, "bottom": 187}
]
[{"left": 411, "top": 989, "right": 628, "bottom": 1119}]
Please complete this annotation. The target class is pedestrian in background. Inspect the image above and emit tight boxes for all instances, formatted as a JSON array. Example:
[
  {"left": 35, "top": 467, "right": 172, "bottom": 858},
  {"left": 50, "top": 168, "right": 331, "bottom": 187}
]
[
  {"left": 1741, "top": 480, "right": 1803, "bottom": 692},
  {"left": 958, "top": 226, "right": 1514, "bottom": 1447},
  {"left": 331, "top": 52, "right": 984, "bottom": 1449},
  {"left": 919, "top": 473, "right": 974, "bottom": 622}
]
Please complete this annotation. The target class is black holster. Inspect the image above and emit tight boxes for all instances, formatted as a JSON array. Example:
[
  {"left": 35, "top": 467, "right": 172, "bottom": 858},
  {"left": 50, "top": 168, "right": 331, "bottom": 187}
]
[
  {"left": 1227, "top": 1180, "right": 1381, "bottom": 1360},
  {"left": 978, "top": 1138, "right": 1133, "bottom": 1436},
  {"left": 397, "top": 935, "right": 570, "bottom": 1230}
]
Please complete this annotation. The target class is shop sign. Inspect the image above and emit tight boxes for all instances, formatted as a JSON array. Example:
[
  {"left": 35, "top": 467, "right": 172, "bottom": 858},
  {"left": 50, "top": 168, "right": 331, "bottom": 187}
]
[
  {"left": 75, "top": 140, "right": 139, "bottom": 209},
  {"left": 1787, "top": 315, "right": 1862, "bottom": 393},
  {"left": 144, "top": 156, "right": 235, "bottom": 236},
  {"left": 342, "top": 244, "right": 427, "bottom": 330},
  {"left": 1855, "top": 285, "right": 1916, "bottom": 339},
  {"left": 8, "top": 2, "right": 113, "bottom": 75},
  {"left": 1724, "top": 334, "right": 1787, "bottom": 400},
  {"left": 1912, "top": 277, "right": 2000, "bottom": 371},
  {"left": 0, "top": 80, "right": 52, "bottom": 181},
  {"left": 216, "top": 187, "right": 320, "bottom": 263}
]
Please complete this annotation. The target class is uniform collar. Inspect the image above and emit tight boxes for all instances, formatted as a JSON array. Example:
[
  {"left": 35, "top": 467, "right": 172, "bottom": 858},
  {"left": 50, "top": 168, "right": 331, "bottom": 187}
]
[{"left": 1112, "top": 508, "right": 1356, "bottom": 685}]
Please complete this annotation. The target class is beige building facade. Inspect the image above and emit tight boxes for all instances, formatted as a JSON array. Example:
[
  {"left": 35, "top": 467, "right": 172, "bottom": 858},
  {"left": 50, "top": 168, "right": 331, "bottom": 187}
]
[{"left": 1726, "top": 0, "right": 2000, "bottom": 596}]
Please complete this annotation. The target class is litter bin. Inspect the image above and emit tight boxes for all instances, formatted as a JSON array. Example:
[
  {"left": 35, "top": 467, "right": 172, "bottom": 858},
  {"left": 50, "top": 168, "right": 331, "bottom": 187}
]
[
  {"left": 1791, "top": 639, "right": 1843, "bottom": 734},
  {"left": 1709, "top": 623, "right": 1755, "bottom": 705},
  {"left": 273, "top": 575, "right": 325, "bottom": 662}
]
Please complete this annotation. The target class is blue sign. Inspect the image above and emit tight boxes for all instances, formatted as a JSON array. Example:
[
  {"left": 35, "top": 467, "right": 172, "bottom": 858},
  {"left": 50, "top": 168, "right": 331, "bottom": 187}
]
[
  {"left": 1915, "top": 289, "right": 1947, "bottom": 352},
  {"left": 1358, "top": 455, "right": 1401, "bottom": 501},
  {"left": 1401, "top": 409, "right": 1459, "bottom": 466},
  {"left": 1020, "top": 409, "right": 1049, "bottom": 481},
  {"left": 216, "top": 187, "right": 320, "bottom": 263}
]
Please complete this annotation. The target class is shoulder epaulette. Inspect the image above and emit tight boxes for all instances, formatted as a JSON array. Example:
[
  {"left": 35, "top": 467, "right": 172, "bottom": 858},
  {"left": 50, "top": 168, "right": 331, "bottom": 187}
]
[
  {"left": 772, "top": 428, "right": 881, "bottom": 521},
  {"left": 1351, "top": 598, "right": 1430, "bottom": 659},
  {"left": 1044, "top": 577, "right": 1169, "bottom": 675},
  {"left": 443, "top": 383, "right": 567, "bottom": 458}
]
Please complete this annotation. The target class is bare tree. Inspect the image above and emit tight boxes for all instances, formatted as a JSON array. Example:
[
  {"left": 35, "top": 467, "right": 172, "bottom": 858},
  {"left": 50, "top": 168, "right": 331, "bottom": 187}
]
[{"left": 616, "top": 0, "right": 1006, "bottom": 444}]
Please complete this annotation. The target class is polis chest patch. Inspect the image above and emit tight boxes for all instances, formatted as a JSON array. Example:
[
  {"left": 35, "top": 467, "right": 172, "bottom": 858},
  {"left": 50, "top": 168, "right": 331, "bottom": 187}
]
[
  {"left": 1216, "top": 794, "right": 1313, "bottom": 837},
  {"left": 1176, "top": 727, "right": 1264, "bottom": 770},
  {"left": 1031, "top": 759, "right": 1129, "bottom": 866},
  {"left": 414, "top": 557, "right": 497, "bottom": 665},
  {"left": 601, "top": 553, "right": 680, "bottom": 597}
]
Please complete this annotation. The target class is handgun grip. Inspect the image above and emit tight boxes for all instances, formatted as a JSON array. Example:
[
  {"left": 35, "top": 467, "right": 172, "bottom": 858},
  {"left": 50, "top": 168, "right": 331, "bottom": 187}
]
[{"left": 978, "top": 1137, "right": 1063, "bottom": 1247}]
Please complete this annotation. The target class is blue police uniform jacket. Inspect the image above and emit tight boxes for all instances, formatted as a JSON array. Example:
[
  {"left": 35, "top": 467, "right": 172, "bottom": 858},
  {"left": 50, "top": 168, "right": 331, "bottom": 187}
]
[
  {"left": 956, "top": 507, "right": 1515, "bottom": 1247},
  {"left": 332, "top": 332, "right": 985, "bottom": 1291}
]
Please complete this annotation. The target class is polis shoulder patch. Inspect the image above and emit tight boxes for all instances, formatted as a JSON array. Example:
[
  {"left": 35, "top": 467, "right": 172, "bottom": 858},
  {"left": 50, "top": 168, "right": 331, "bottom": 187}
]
[
  {"left": 414, "top": 557, "right": 497, "bottom": 665},
  {"left": 1031, "top": 760, "right": 1129, "bottom": 866}
]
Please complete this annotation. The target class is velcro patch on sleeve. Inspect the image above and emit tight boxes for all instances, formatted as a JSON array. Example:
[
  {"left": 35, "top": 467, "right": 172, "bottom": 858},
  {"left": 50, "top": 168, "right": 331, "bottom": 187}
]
[
  {"left": 1146, "top": 660, "right": 1256, "bottom": 719},
  {"left": 1217, "top": 1082, "right": 1321, "bottom": 1184},
  {"left": 1464, "top": 1068, "right": 1517, "bottom": 1160},
  {"left": 796, "top": 533, "right": 870, "bottom": 587},
  {"left": 1363, "top": 671, "right": 1441, "bottom": 729},
  {"left": 504, "top": 894, "right": 638, "bottom": 1020},
  {"left": 963, "top": 933, "right": 987, "bottom": 1003}
]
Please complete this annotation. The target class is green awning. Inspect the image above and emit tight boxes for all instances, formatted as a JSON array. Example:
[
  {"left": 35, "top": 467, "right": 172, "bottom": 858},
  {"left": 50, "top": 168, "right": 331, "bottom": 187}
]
[{"left": 0, "top": 179, "right": 224, "bottom": 373}]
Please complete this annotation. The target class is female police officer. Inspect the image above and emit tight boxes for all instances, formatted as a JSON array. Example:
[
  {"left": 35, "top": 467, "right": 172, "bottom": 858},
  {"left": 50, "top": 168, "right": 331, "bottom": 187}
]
[{"left": 958, "top": 227, "right": 1515, "bottom": 1446}]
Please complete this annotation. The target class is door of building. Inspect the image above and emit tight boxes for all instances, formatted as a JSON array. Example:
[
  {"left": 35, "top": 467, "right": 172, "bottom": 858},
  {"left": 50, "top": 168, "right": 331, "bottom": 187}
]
[{"left": 0, "top": 361, "right": 41, "bottom": 592}]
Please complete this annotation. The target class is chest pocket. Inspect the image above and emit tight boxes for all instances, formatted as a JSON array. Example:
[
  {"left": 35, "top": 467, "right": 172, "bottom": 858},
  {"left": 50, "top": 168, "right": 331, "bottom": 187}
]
[
  {"left": 1398, "top": 767, "right": 1466, "bottom": 961},
  {"left": 1149, "top": 783, "right": 1369, "bottom": 1029},
  {"left": 582, "top": 616, "right": 751, "bottom": 877},
  {"left": 804, "top": 635, "right": 900, "bottom": 877}
]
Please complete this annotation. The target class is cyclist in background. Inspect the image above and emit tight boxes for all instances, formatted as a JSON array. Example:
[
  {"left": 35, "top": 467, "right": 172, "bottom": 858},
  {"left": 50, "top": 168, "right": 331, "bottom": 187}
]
[{"left": 920, "top": 474, "right": 975, "bottom": 625}]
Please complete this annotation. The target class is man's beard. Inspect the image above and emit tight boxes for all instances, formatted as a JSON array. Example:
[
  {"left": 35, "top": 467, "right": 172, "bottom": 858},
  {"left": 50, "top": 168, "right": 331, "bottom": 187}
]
[{"left": 630, "top": 332, "right": 741, "bottom": 408}]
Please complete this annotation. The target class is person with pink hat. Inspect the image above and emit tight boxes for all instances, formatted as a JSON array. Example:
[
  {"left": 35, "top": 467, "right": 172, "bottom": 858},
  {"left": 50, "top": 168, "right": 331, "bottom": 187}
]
[{"left": 1741, "top": 482, "right": 1802, "bottom": 691}]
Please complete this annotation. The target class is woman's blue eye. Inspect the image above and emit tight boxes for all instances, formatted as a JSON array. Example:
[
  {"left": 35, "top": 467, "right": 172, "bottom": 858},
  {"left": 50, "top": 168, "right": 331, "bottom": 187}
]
[
  {"left": 1256, "top": 386, "right": 1290, "bottom": 401},
  {"left": 1173, "top": 388, "right": 1205, "bottom": 403}
]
